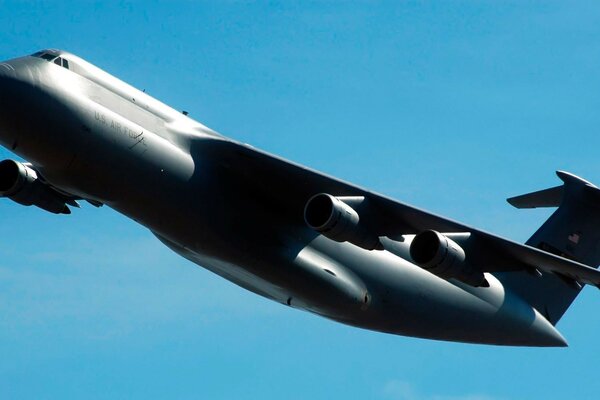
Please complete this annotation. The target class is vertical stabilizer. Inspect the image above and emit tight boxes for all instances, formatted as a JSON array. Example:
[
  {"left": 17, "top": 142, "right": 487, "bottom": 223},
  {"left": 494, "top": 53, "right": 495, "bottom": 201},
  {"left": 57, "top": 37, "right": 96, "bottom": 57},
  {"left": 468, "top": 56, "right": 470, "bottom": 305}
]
[{"left": 501, "top": 171, "right": 600, "bottom": 325}]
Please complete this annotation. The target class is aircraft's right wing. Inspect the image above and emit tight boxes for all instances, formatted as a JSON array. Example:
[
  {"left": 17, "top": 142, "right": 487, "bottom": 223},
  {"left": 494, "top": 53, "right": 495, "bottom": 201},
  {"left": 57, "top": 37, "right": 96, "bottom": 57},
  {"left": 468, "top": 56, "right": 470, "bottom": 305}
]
[{"left": 198, "top": 138, "right": 600, "bottom": 288}]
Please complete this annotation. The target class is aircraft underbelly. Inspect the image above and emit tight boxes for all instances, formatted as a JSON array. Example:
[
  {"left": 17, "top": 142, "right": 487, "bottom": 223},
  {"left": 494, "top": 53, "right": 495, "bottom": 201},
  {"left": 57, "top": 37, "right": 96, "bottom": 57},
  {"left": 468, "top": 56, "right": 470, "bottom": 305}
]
[{"left": 155, "top": 224, "right": 566, "bottom": 346}]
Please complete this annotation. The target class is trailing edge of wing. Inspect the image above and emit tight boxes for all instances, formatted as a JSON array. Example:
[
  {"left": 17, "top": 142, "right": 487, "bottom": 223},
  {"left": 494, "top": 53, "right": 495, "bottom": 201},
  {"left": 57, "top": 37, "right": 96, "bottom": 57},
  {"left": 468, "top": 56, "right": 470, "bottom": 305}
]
[{"left": 486, "top": 235, "right": 600, "bottom": 288}]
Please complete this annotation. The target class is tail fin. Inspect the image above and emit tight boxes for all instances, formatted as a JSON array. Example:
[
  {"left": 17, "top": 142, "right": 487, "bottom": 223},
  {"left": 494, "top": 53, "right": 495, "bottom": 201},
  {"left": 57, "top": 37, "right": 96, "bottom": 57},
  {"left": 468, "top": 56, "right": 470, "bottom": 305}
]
[{"left": 501, "top": 171, "right": 600, "bottom": 325}]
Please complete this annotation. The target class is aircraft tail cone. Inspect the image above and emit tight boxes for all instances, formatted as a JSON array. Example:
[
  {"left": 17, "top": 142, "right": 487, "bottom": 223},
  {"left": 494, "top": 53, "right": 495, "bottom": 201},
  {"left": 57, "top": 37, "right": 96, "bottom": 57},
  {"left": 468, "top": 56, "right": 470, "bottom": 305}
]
[{"left": 526, "top": 308, "right": 568, "bottom": 347}]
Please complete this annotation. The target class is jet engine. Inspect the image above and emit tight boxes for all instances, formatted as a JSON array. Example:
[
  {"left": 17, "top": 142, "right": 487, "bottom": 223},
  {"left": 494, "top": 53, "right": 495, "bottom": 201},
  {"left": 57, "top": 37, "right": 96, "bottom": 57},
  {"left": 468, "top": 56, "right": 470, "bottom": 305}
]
[
  {"left": 409, "top": 229, "right": 488, "bottom": 287},
  {"left": 304, "top": 193, "right": 382, "bottom": 250},
  {"left": 0, "top": 159, "right": 71, "bottom": 214}
]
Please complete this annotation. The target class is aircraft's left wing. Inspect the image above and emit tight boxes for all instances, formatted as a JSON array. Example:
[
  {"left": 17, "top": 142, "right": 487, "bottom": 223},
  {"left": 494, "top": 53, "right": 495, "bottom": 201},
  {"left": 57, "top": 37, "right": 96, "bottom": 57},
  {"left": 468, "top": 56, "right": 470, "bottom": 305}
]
[{"left": 199, "top": 138, "right": 600, "bottom": 288}]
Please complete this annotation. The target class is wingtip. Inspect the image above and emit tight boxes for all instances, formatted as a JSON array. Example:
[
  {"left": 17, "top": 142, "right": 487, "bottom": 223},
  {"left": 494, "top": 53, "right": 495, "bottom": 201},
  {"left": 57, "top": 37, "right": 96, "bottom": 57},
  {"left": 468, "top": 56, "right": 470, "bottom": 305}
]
[
  {"left": 506, "top": 197, "right": 519, "bottom": 208},
  {"left": 556, "top": 170, "right": 595, "bottom": 187}
]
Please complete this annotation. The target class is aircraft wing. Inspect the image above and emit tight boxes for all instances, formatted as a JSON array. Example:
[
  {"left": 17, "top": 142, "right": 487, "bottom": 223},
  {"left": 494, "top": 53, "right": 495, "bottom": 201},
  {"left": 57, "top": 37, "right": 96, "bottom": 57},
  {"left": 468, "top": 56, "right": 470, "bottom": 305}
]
[{"left": 203, "top": 138, "right": 600, "bottom": 288}]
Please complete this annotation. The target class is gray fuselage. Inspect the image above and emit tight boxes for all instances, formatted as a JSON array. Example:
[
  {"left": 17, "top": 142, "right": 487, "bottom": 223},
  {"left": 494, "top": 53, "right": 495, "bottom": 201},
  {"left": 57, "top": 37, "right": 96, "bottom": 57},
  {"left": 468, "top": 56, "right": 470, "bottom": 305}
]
[{"left": 0, "top": 50, "right": 567, "bottom": 346}]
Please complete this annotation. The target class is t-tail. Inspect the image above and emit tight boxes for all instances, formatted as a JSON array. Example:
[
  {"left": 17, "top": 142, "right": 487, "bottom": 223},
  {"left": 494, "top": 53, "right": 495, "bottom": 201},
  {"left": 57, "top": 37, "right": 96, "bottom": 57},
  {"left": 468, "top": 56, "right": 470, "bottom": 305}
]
[{"left": 501, "top": 171, "right": 600, "bottom": 325}]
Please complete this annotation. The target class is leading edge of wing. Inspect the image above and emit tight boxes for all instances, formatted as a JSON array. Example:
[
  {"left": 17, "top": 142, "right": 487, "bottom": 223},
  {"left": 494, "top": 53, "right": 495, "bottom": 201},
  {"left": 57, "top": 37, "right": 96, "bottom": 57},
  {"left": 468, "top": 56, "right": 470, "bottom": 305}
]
[{"left": 207, "top": 138, "right": 600, "bottom": 288}]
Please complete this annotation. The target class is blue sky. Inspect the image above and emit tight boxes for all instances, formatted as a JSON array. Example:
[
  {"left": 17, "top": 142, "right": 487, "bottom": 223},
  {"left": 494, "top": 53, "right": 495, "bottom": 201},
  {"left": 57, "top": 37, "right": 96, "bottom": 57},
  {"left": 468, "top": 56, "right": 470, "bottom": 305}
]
[{"left": 1, "top": 1, "right": 600, "bottom": 399}]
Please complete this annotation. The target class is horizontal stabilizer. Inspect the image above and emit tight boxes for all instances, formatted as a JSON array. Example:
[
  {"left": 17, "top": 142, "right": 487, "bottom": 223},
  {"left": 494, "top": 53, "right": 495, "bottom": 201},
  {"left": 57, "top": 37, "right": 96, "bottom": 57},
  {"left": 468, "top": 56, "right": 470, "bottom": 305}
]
[
  {"left": 507, "top": 171, "right": 599, "bottom": 209},
  {"left": 507, "top": 185, "right": 563, "bottom": 209}
]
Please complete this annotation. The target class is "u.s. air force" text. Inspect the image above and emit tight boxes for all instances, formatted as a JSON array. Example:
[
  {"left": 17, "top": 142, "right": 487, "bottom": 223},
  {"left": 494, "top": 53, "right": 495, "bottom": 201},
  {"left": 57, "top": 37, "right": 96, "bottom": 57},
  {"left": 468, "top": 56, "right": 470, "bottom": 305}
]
[{"left": 94, "top": 111, "right": 148, "bottom": 153}]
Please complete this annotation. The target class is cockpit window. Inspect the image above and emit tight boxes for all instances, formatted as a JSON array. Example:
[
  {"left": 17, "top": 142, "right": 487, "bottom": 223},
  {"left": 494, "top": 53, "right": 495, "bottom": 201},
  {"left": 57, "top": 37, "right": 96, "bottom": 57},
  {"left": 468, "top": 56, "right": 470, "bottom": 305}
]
[
  {"left": 33, "top": 52, "right": 70, "bottom": 70},
  {"left": 54, "top": 57, "right": 70, "bottom": 69},
  {"left": 40, "top": 53, "right": 56, "bottom": 61}
]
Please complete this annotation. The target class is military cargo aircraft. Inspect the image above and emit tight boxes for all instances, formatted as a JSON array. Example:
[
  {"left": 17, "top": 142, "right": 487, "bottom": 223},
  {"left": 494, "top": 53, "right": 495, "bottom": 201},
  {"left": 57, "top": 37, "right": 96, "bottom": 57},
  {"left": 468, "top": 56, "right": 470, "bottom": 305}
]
[{"left": 1, "top": 49, "right": 598, "bottom": 346}]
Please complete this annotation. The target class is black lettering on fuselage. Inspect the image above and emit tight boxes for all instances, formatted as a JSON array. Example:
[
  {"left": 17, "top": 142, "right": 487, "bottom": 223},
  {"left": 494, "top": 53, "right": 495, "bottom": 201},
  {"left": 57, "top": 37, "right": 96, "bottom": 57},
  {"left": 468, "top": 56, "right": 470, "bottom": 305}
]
[{"left": 94, "top": 111, "right": 107, "bottom": 125}]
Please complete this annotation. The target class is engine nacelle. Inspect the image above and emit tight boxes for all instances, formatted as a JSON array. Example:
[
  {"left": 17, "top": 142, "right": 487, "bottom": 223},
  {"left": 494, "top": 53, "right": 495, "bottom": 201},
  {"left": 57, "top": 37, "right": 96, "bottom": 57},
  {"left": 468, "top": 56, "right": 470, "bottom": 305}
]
[
  {"left": 0, "top": 159, "right": 70, "bottom": 214},
  {"left": 409, "top": 230, "right": 488, "bottom": 287},
  {"left": 304, "top": 193, "right": 382, "bottom": 250}
]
